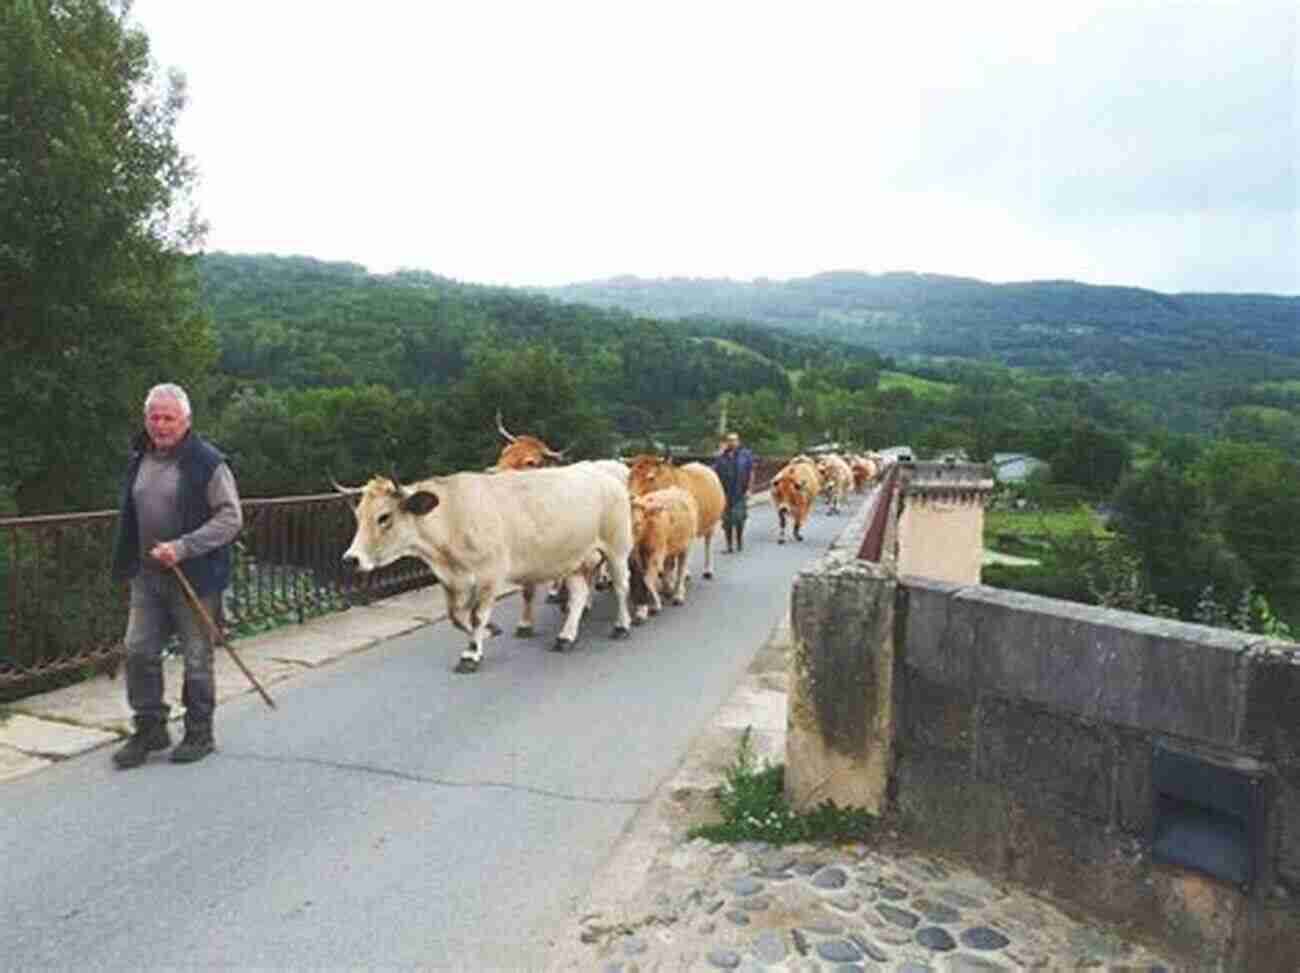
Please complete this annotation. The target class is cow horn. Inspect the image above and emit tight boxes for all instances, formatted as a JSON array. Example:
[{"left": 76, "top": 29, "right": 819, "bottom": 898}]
[
  {"left": 495, "top": 409, "right": 517, "bottom": 444},
  {"left": 544, "top": 443, "right": 571, "bottom": 461},
  {"left": 389, "top": 467, "right": 404, "bottom": 495},
  {"left": 329, "top": 474, "right": 362, "bottom": 496}
]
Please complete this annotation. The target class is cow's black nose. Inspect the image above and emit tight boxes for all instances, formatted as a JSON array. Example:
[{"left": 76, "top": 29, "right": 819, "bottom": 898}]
[{"left": 341, "top": 555, "right": 359, "bottom": 573}]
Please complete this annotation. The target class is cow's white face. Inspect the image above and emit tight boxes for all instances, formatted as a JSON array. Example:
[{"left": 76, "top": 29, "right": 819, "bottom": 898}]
[{"left": 341, "top": 477, "right": 439, "bottom": 573}]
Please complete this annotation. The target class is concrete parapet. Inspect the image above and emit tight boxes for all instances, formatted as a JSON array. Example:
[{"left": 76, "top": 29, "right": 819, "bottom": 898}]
[
  {"left": 893, "top": 577, "right": 1300, "bottom": 968},
  {"left": 786, "top": 487, "right": 897, "bottom": 816}
]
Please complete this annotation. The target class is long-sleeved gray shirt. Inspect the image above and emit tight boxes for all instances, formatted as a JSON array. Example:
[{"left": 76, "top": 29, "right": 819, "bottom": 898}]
[{"left": 133, "top": 449, "right": 243, "bottom": 573}]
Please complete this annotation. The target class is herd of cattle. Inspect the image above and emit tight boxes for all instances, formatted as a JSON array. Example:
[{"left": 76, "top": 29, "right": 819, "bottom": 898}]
[{"left": 336, "top": 418, "right": 885, "bottom": 674}]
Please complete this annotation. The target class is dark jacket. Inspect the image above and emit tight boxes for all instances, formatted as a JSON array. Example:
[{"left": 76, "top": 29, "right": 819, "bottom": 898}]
[
  {"left": 111, "top": 431, "right": 233, "bottom": 596},
  {"left": 714, "top": 446, "right": 754, "bottom": 503}
]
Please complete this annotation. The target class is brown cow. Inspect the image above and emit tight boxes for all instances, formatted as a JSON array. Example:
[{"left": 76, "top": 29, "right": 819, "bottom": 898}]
[
  {"left": 490, "top": 411, "right": 567, "bottom": 471},
  {"left": 815, "top": 453, "right": 853, "bottom": 515},
  {"left": 771, "top": 460, "right": 822, "bottom": 543},
  {"left": 629, "top": 486, "right": 699, "bottom": 623},
  {"left": 849, "top": 454, "right": 877, "bottom": 493},
  {"left": 626, "top": 455, "right": 725, "bottom": 579}
]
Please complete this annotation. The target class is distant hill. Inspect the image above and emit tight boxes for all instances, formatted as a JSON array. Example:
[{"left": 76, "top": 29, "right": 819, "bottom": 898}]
[{"left": 545, "top": 272, "right": 1300, "bottom": 374}]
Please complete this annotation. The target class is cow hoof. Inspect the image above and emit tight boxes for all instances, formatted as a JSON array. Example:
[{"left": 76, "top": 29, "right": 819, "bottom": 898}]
[
  {"left": 649, "top": 605, "right": 660, "bottom": 616},
  {"left": 551, "top": 637, "right": 573, "bottom": 653},
  {"left": 595, "top": 580, "right": 611, "bottom": 591},
  {"left": 610, "top": 626, "right": 631, "bottom": 640},
  {"left": 631, "top": 615, "right": 645, "bottom": 627},
  {"left": 778, "top": 538, "right": 786, "bottom": 545},
  {"left": 454, "top": 656, "right": 481, "bottom": 674},
  {"left": 672, "top": 597, "right": 685, "bottom": 606},
  {"left": 545, "top": 591, "right": 562, "bottom": 604},
  {"left": 486, "top": 621, "right": 502, "bottom": 637},
  {"left": 514, "top": 624, "right": 534, "bottom": 638},
  {"left": 703, "top": 570, "right": 713, "bottom": 580}
]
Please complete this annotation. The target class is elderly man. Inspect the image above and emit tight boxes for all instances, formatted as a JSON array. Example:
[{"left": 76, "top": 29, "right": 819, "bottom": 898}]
[
  {"left": 713, "top": 431, "right": 754, "bottom": 553},
  {"left": 110, "top": 383, "right": 243, "bottom": 768}
]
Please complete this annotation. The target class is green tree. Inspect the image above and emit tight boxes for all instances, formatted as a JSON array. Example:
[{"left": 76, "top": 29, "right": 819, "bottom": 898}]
[
  {"left": 1, "top": 0, "right": 212, "bottom": 512},
  {"left": 1111, "top": 462, "right": 1249, "bottom": 616},
  {"left": 1043, "top": 420, "right": 1131, "bottom": 495}
]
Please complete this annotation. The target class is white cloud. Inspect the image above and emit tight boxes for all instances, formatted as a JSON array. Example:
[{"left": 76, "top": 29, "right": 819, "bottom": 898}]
[{"left": 132, "top": 0, "right": 1298, "bottom": 293}]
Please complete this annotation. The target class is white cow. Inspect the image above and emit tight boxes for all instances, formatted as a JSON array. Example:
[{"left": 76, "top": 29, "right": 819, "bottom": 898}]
[{"left": 339, "top": 467, "right": 633, "bottom": 673}]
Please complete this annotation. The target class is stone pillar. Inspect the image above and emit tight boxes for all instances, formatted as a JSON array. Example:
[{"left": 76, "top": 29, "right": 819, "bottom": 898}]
[
  {"left": 896, "top": 462, "right": 994, "bottom": 585},
  {"left": 786, "top": 554, "right": 896, "bottom": 815}
]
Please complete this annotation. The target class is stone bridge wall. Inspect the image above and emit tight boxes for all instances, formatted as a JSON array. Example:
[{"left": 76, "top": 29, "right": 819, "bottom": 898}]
[
  {"left": 896, "top": 578, "right": 1299, "bottom": 967},
  {"left": 787, "top": 474, "right": 1300, "bottom": 968}
]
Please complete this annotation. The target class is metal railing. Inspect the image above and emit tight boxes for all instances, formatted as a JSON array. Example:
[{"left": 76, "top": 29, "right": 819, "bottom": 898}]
[
  {"left": 857, "top": 463, "right": 902, "bottom": 563},
  {"left": 0, "top": 457, "right": 787, "bottom": 699},
  {"left": 0, "top": 494, "right": 432, "bottom": 698}
]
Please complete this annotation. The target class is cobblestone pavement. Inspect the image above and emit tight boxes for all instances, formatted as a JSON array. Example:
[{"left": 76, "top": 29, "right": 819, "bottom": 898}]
[{"left": 575, "top": 838, "right": 1176, "bottom": 972}]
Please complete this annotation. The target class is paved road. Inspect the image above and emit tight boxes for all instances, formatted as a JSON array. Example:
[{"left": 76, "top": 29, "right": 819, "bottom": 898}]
[{"left": 2, "top": 498, "right": 854, "bottom": 969}]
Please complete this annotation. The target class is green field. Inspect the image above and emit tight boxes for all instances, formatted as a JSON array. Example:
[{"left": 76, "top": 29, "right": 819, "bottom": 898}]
[
  {"left": 878, "top": 370, "right": 954, "bottom": 400},
  {"left": 984, "top": 505, "right": 1108, "bottom": 556}
]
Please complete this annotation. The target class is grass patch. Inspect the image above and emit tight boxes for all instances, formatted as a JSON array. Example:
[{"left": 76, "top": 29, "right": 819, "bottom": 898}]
[
  {"left": 687, "top": 728, "right": 877, "bottom": 845},
  {"left": 984, "top": 504, "right": 1106, "bottom": 551},
  {"left": 878, "top": 370, "right": 953, "bottom": 400}
]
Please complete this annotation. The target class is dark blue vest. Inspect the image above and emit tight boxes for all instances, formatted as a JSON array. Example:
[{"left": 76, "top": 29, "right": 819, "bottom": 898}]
[{"left": 111, "top": 432, "right": 233, "bottom": 596}]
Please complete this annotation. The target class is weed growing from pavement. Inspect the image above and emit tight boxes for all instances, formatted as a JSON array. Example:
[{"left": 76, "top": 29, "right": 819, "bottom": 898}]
[{"left": 688, "top": 727, "right": 877, "bottom": 845}]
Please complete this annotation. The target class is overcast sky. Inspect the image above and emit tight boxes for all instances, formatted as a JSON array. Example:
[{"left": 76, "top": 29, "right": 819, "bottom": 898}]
[{"left": 131, "top": 0, "right": 1297, "bottom": 295}]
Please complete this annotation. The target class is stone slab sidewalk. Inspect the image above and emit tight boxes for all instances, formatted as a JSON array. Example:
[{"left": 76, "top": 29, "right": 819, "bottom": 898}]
[{"left": 0, "top": 587, "right": 445, "bottom": 781}]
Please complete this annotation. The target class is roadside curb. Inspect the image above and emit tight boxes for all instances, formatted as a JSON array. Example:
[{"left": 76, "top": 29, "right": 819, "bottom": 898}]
[{"left": 0, "top": 585, "right": 497, "bottom": 781}]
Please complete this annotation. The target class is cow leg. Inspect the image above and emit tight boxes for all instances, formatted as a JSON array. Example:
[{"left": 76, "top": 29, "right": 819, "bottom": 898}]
[
  {"left": 516, "top": 583, "right": 536, "bottom": 638},
  {"left": 553, "top": 573, "right": 590, "bottom": 652},
  {"left": 455, "top": 583, "right": 500, "bottom": 673},
  {"left": 701, "top": 527, "right": 715, "bottom": 580},
  {"left": 608, "top": 554, "right": 632, "bottom": 639},
  {"left": 444, "top": 585, "right": 472, "bottom": 635},
  {"left": 546, "top": 580, "right": 563, "bottom": 604},
  {"left": 671, "top": 552, "right": 689, "bottom": 605},
  {"left": 794, "top": 515, "right": 805, "bottom": 542},
  {"left": 777, "top": 507, "right": 788, "bottom": 544},
  {"left": 645, "top": 556, "right": 663, "bottom": 616}
]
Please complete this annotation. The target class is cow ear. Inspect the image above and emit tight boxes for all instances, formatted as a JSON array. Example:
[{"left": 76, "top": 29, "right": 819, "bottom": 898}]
[{"left": 402, "top": 490, "right": 439, "bottom": 516}]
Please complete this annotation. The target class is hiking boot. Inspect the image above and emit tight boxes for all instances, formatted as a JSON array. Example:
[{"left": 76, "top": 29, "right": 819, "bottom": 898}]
[
  {"left": 170, "top": 726, "right": 215, "bottom": 764},
  {"left": 112, "top": 719, "right": 171, "bottom": 770}
]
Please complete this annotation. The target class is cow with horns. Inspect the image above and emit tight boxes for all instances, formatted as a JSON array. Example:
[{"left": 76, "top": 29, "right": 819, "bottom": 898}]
[{"left": 336, "top": 466, "right": 633, "bottom": 673}]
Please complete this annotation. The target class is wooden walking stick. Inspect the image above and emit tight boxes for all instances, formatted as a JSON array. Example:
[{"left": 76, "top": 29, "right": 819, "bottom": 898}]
[{"left": 170, "top": 565, "right": 277, "bottom": 710}]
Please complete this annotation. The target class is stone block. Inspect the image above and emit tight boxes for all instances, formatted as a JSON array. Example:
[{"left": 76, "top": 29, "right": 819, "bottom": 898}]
[
  {"left": 1233, "top": 895, "right": 1300, "bottom": 971},
  {"left": 958, "top": 586, "right": 1252, "bottom": 747},
  {"left": 1242, "top": 640, "right": 1300, "bottom": 764},
  {"left": 787, "top": 557, "right": 895, "bottom": 814},
  {"left": 898, "top": 669, "right": 975, "bottom": 761},
  {"left": 892, "top": 749, "right": 1005, "bottom": 870},
  {"left": 0, "top": 745, "right": 52, "bottom": 782},
  {"left": 1113, "top": 729, "right": 1154, "bottom": 836},
  {"left": 976, "top": 697, "right": 1113, "bottom": 822},
  {"left": 1279, "top": 770, "right": 1300, "bottom": 889},
  {"left": 998, "top": 794, "right": 1152, "bottom": 933},
  {"left": 0, "top": 713, "right": 117, "bottom": 758},
  {"left": 897, "top": 576, "right": 969, "bottom": 688},
  {"left": 1148, "top": 863, "right": 1247, "bottom": 964}
]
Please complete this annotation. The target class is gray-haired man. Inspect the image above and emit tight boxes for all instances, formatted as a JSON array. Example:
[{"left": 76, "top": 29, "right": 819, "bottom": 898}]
[{"left": 110, "top": 384, "right": 243, "bottom": 768}]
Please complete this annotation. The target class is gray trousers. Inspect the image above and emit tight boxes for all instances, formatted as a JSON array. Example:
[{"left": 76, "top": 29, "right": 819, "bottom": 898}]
[{"left": 124, "top": 572, "right": 218, "bottom": 728}]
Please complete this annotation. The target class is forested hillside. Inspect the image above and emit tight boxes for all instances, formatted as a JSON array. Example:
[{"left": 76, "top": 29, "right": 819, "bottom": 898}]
[
  {"left": 194, "top": 253, "right": 897, "bottom": 493},
  {"left": 547, "top": 272, "right": 1300, "bottom": 374}
]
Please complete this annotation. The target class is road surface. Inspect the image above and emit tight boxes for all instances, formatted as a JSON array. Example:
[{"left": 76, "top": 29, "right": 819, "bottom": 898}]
[{"left": 2, "top": 497, "right": 854, "bottom": 969}]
